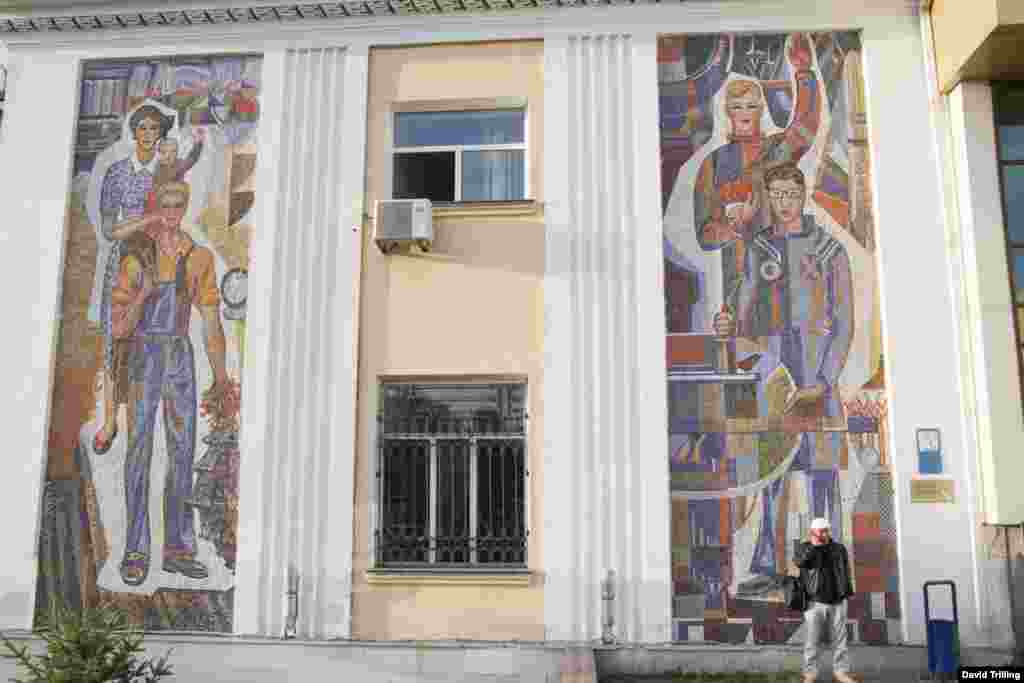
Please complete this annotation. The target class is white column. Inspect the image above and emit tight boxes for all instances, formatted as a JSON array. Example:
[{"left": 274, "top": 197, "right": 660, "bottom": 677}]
[
  {"left": 544, "top": 31, "right": 670, "bottom": 644},
  {"left": 861, "top": 15, "right": 981, "bottom": 646},
  {"left": 948, "top": 81, "right": 1022, "bottom": 649},
  {"left": 234, "top": 44, "right": 367, "bottom": 639},
  {"left": 0, "top": 48, "right": 80, "bottom": 630}
]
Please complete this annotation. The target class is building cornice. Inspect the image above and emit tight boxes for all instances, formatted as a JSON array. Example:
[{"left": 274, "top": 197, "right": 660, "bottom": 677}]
[{"left": 0, "top": 0, "right": 678, "bottom": 35}]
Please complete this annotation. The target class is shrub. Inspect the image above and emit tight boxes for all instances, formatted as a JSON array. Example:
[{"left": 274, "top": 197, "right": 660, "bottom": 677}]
[{"left": 1, "top": 601, "right": 174, "bottom": 683}]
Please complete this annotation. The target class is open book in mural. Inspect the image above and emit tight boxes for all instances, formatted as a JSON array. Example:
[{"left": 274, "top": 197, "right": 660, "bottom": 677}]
[
  {"left": 39, "top": 54, "right": 260, "bottom": 632},
  {"left": 660, "top": 32, "right": 896, "bottom": 645}
]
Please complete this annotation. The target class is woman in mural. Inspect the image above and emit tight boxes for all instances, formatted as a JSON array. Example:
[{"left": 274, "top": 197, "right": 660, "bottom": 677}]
[
  {"left": 694, "top": 33, "right": 821, "bottom": 252},
  {"left": 92, "top": 104, "right": 204, "bottom": 455}
]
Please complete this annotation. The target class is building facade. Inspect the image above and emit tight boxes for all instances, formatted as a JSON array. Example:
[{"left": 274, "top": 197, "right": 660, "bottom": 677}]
[{"left": 0, "top": 0, "right": 1020, "bottom": 675}]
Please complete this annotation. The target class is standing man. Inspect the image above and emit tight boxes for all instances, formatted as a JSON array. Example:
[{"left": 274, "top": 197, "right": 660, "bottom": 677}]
[
  {"left": 111, "top": 180, "right": 227, "bottom": 586},
  {"left": 795, "top": 517, "right": 857, "bottom": 683}
]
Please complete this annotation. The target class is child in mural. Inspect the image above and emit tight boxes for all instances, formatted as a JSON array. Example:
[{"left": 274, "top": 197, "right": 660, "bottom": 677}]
[
  {"left": 711, "top": 162, "right": 854, "bottom": 595},
  {"left": 144, "top": 128, "right": 206, "bottom": 213},
  {"left": 110, "top": 180, "right": 229, "bottom": 586},
  {"left": 92, "top": 105, "right": 205, "bottom": 456}
]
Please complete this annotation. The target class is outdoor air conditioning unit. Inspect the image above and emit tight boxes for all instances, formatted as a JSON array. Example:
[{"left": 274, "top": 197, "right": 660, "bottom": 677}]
[{"left": 374, "top": 198, "right": 433, "bottom": 254}]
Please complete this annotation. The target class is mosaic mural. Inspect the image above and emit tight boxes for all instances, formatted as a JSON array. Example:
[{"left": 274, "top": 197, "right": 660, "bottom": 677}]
[
  {"left": 38, "top": 55, "right": 260, "bottom": 631},
  {"left": 658, "top": 32, "right": 898, "bottom": 645}
]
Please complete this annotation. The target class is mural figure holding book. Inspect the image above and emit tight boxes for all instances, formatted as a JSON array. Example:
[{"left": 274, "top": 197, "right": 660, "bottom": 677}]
[{"left": 711, "top": 162, "right": 853, "bottom": 590}]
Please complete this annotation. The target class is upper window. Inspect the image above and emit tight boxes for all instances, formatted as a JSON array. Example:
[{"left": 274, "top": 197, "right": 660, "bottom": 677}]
[
  {"left": 994, "top": 85, "right": 1024, "bottom": 405},
  {"left": 392, "top": 109, "right": 527, "bottom": 203},
  {"left": 375, "top": 381, "right": 528, "bottom": 570}
]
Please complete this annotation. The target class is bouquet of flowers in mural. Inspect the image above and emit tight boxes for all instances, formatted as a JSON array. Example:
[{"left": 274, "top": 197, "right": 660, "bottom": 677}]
[{"left": 193, "top": 377, "right": 242, "bottom": 569}]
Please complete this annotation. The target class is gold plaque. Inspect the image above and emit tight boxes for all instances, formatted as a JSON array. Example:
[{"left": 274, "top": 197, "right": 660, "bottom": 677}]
[{"left": 910, "top": 478, "right": 955, "bottom": 504}]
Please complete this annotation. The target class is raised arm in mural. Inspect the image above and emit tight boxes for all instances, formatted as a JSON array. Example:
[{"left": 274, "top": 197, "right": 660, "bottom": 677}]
[{"left": 694, "top": 33, "right": 821, "bottom": 252}]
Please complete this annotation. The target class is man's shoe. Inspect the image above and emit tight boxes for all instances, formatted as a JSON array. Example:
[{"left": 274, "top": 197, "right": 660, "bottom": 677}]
[
  {"left": 163, "top": 555, "right": 209, "bottom": 579},
  {"left": 834, "top": 672, "right": 859, "bottom": 683}
]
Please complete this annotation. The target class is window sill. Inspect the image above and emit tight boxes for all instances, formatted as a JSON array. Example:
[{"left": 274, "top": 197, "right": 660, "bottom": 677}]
[
  {"left": 365, "top": 569, "right": 532, "bottom": 587},
  {"left": 432, "top": 200, "right": 543, "bottom": 219}
]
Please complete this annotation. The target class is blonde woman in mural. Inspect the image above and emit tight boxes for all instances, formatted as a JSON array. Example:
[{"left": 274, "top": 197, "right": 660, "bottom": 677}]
[{"left": 694, "top": 34, "right": 821, "bottom": 252}]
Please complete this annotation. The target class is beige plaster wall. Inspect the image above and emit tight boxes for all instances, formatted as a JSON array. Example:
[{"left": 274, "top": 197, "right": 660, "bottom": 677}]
[
  {"left": 350, "top": 41, "right": 546, "bottom": 641},
  {"left": 997, "top": 0, "right": 1024, "bottom": 26},
  {"left": 931, "top": 0, "right": 998, "bottom": 92}
]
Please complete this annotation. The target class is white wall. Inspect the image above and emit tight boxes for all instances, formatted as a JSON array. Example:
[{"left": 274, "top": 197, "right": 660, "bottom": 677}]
[
  {"left": 860, "top": 7, "right": 984, "bottom": 647},
  {"left": 0, "top": 0, "right": 988, "bottom": 647}
]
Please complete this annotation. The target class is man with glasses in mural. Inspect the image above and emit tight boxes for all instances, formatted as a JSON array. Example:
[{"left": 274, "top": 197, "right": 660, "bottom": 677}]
[
  {"left": 712, "top": 162, "right": 854, "bottom": 599},
  {"left": 110, "top": 180, "right": 228, "bottom": 586}
]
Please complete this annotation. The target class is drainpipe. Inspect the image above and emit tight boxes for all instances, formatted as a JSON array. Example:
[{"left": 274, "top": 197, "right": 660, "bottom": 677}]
[
  {"left": 602, "top": 569, "right": 616, "bottom": 644},
  {"left": 284, "top": 564, "right": 299, "bottom": 640}
]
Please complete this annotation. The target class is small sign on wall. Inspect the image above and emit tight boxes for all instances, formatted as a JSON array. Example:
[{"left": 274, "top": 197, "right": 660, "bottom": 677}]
[
  {"left": 916, "top": 428, "right": 943, "bottom": 474},
  {"left": 910, "top": 478, "right": 956, "bottom": 504}
]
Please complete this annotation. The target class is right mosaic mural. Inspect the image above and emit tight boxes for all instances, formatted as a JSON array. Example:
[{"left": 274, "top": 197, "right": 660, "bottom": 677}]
[{"left": 659, "top": 31, "right": 899, "bottom": 645}]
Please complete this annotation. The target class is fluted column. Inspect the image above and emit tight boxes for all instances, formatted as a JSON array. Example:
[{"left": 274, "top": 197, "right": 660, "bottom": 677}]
[
  {"left": 235, "top": 45, "right": 367, "bottom": 639},
  {"left": 543, "top": 32, "right": 670, "bottom": 644}
]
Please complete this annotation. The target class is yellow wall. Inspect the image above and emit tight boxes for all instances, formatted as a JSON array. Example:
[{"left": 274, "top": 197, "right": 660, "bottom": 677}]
[
  {"left": 350, "top": 41, "right": 546, "bottom": 641},
  {"left": 930, "top": 0, "right": 999, "bottom": 92},
  {"left": 931, "top": 0, "right": 1024, "bottom": 92}
]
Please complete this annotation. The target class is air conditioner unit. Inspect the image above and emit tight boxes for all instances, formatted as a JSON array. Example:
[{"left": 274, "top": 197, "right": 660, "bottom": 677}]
[{"left": 374, "top": 198, "right": 433, "bottom": 254}]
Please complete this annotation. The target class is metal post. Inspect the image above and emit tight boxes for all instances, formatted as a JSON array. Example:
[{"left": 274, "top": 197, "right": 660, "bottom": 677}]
[{"left": 602, "top": 569, "right": 616, "bottom": 644}]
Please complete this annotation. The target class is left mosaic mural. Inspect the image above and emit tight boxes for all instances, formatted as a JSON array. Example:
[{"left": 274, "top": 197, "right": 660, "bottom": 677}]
[{"left": 39, "top": 54, "right": 261, "bottom": 631}]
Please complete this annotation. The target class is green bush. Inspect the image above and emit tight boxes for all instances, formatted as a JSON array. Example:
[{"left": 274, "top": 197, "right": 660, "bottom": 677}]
[{"left": 1, "top": 601, "right": 174, "bottom": 683}]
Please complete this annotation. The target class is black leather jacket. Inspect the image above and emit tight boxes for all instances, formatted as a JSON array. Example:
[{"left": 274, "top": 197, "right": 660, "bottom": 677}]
[{"left": 794, "top": 541, "right": 854, "bottom": 603}]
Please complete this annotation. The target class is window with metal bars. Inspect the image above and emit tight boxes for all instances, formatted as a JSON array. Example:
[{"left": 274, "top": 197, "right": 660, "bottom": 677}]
[{"left": 375, "top": 382, "right": 528, "bottom": 569}]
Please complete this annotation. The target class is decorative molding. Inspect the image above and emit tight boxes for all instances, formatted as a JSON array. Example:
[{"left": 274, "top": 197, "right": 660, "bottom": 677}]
[
  {"left": 543, "top": 32, "right": 670, "bottom": 645},
  {"left": 0, "top": 0, "right": 679, "bottom": 34},
  {"left": 365, "top": 572, "right": 533, "bottom": 586},
  {"left": 242, "top": 44, "right": 365, "bottom": 640},
  {"left": 432, "top": 200, "right": 544, "bottom": 218}
]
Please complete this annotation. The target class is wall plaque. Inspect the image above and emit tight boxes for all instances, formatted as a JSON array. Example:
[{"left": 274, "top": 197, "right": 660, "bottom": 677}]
[{"left": 910, "top": 478, "right": 955, "bottom": 504}]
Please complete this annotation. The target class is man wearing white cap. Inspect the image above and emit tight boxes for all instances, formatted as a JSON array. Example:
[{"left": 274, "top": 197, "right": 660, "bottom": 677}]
[{"left": 794, "top": 517, "right": 856, "bottom": 683}]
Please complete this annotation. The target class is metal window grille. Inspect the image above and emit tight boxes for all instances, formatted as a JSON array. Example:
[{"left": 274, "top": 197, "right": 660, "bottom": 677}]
[{"left": 376, "top": 382, "right": 528, "bottom": 569}]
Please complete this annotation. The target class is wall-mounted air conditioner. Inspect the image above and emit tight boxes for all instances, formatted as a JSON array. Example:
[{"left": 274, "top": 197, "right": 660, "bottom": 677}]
[{"left": 374, "top": 198, "right": 433, "bottom": 254}]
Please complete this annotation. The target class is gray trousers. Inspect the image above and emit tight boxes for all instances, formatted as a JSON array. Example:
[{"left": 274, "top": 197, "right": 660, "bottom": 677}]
[{"left": 803, "top": 599, "right": 850, "bottom": 676}]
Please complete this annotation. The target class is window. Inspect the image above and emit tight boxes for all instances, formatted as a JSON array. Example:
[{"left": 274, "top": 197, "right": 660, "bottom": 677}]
[
  {"left": 392, "top": 109, "right": 527, "bottom": 203},
  {"left": 376, "top": 382, "right": 528, "bottom": 569},
  {"left": 994, "top": 85, "right": 1024, "bottom": 406}
]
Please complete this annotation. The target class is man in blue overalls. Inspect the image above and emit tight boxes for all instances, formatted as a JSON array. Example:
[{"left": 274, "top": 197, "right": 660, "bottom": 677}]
[{"left": 111, "top": 180, "right": 228, "bottom": 586}]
